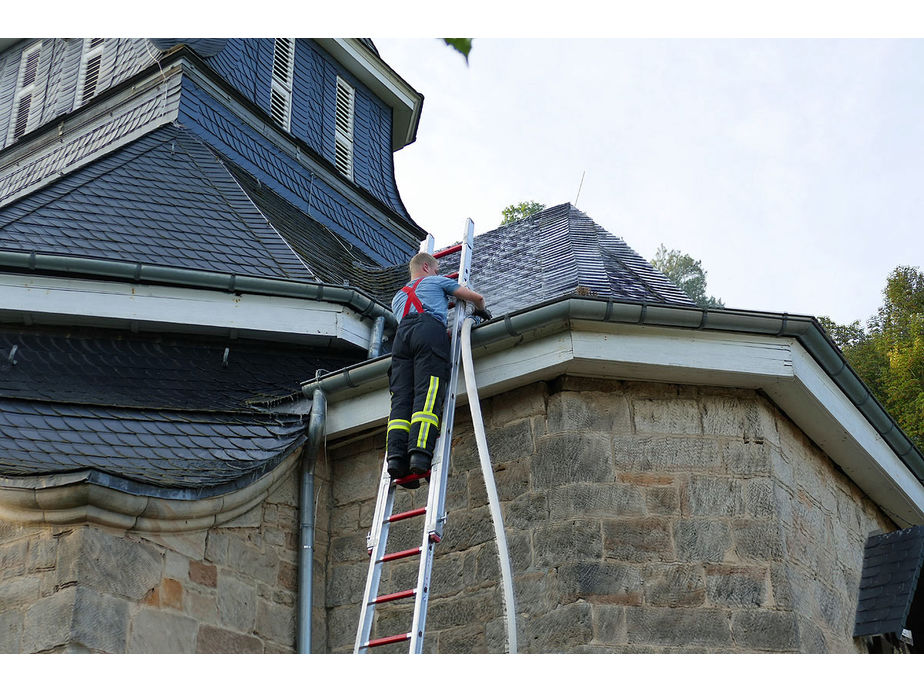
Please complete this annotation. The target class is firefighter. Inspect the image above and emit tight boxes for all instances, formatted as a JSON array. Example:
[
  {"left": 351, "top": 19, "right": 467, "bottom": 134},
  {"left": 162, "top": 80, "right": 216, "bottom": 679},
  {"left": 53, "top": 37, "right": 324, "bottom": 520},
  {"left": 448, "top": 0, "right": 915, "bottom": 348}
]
[{"left": 386, "top": 252, "right": 490, "bottom": 488}]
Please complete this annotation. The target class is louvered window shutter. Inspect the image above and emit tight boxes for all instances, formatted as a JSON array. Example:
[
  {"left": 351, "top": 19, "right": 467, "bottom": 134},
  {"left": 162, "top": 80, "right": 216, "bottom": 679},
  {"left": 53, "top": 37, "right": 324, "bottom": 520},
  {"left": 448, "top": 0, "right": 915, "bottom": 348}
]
[
  {"left": 334, "top": 76, "right": 355, "bottom": 180},
  {"left": 9, "top": 42, "right": 42, "bottom": 142},
  {"left": 76, "top": 38, "right": 106, "bottom": 107},
  {"left": 271, "top": 38, "right": 295, "bottom": 130}
]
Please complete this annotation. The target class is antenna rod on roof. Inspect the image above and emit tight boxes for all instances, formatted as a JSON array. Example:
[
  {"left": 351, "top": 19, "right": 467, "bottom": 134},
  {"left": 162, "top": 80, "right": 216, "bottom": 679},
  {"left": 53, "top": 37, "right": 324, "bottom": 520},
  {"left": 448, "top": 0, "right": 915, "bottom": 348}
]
[{"left": 574, "top": 171, "right": 585, "bottom": 207}]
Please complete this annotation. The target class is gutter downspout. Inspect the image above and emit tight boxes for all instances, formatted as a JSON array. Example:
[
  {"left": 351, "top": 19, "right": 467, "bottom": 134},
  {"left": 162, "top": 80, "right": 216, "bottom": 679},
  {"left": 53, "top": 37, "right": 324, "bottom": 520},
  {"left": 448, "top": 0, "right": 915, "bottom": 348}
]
[{"left": 297, "top": 386, "right": 327, "bottom": 654}]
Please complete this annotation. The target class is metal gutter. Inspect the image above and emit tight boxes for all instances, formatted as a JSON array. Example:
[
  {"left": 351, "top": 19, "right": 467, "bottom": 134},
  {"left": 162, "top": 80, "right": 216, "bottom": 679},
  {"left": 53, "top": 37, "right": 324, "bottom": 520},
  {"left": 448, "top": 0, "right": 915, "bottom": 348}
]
[
  {"left": 301, "top": 295, "right": 924, "bottom": 483},
  {"left": 0, "top": 250, "right": 397, "bottom": 331}
]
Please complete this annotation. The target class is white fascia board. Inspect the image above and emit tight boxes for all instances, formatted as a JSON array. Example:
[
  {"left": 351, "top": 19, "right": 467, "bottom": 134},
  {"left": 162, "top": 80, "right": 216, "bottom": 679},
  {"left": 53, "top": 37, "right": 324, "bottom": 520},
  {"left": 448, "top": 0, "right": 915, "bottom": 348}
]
[
  {"left": 0, "top": 273, "right": 372, "bottom": 349},
  {"left": 314, "top": 39, "right": 423, "bottom": 151},
  {"left": 765, "top": 343, "right": 924, "bottom": 526},
  {"left": 321, "top": 321, "right": 924, "bottom": 524}
]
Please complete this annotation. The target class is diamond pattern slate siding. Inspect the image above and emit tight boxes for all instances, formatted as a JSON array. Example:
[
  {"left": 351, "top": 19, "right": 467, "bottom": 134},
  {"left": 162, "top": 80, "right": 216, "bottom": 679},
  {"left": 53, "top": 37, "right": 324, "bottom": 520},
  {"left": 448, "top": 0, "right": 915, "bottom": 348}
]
[{"left": 853, "top": 525, "right": 924, "bottom": 638}]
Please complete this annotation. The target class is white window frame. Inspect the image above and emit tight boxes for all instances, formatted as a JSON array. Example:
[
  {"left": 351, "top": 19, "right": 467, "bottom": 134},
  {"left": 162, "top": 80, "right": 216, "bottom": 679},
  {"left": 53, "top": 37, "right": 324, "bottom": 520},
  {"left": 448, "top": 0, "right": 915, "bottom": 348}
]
[
  {"left": 8, "top": 41, "right": 43, "bottom": 143},
  {"left": 270, "top": 38, "right": 295, "bottom": 130},
  {"left": 334, "top": 76, "right": 355, "bottom": 180},
  {"left": 75, "top": 38, "right": 105, "bottom": 108}
]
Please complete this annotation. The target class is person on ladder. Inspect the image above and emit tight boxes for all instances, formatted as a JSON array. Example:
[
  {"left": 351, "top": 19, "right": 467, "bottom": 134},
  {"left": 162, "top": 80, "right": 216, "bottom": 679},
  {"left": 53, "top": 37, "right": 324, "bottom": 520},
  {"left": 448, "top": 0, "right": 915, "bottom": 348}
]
[{"left": 387, "top": 252, "right": 490, "bottom": 488}]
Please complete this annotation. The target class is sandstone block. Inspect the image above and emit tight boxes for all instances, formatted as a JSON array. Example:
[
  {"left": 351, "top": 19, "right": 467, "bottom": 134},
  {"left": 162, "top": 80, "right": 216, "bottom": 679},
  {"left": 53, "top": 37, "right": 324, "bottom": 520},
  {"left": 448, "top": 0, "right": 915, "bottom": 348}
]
[
  {"left": 0, "top": 607, "right": 22, "bottom": 653},
  {"left": 256, "top": 598, "right": 295, "bottom": 647},
  {"left": 0, "top": 574, "right": 41, "bottom": 611},
  {"left": 70, "top": 587, "right": 129, "bottom": 653},
  {"left": 22, "top": 588, "right": 75, "bottom": 653},
  {"left": 548, "top": 482, "right": 644, "bottom": 520},
  {"left": 487, "top": 381, "right": 548, "bottom": 426},
  {"left": 642, "top": 564, "right": 706, "bottom": 607},
  {"left": 626, "top": 606, "right": 731, "bottom": 648},
  {"left": 189, "top": 560, "right": 217, "bottom": 588},
  {"left": 485, "top": 419, "right": 535, "bottom": 464},
  {"left": 700, "top": 396, "right": 766, "bottom": 440},
  {"left": 438, "top": 622, "right": 488, "bottom": 654},
  {"left": 217, "top": 573, "right": 256, "bottom": 632},
  {"left": 682, "top": 476, "right": 744, "bottom": 516},
  {"left": 731, "top": 610, "right": 798, "bottom": 651},
  {"left": 532, "top": 433, "right": 613, "bottom": 488},
  {"left": 504, "top": 493, "right": 549, "bottom": 531},
  {"left": 614, "top": 436, "right": 720, "bottom": 473},
  {"left": 61, "top": 528, "right": 162, "bottom": 600},
  {"left": 325, "top": 562, "right": 368, "bottom": 607},
  {"left": 644, "top": 486, "right": 679, "bottom": 515},
  {"left": 534, "top": 521, "right": 602, "bottom": 568},
  {"left": 704, "top": 565, "right": 768, "bottom": 607},
  {"left": 0, "top": 540, "right": 27, "bottom": 579},
  {"left": 731, "top": 519, "right": 784, "bottom": 560},
  {"left": 546, "top": 390, "right": 631, "bottom": 435},
  {"left": 603, "top": 518, "right": 673, "bottom": 562},
  {"left": 128, "top": 608, "right": 198, "bottom": 653},
  {"left": 197, "top": 625, "right": 263, "bottom": 653},
  {"left": 633, "top": 398, "right": 701, "bottom": 434},
  {"left": 557, "top": 562, "right": 643, "bottom": 605},
  {"left": 426, "top": 590, "right": 502, "bottom": 631},
  {"left": 592, "top": 604, "right": 626, "bottom": 645},
  {"left": 673, "top": 519, "right": 731, "bottom": 562},
  {"left": 723, "top": 439, "right": 771, "bottom": 477},
  {"left": 522, "top": 602, "right": 593, "bottom": 653}
]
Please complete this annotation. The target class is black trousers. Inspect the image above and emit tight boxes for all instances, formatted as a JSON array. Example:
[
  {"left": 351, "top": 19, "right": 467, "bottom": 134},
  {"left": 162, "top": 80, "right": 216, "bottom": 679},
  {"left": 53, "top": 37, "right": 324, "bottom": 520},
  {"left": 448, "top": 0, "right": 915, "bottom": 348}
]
[{"left": 386, "top": 313, "right": 451, "bottom": 462}]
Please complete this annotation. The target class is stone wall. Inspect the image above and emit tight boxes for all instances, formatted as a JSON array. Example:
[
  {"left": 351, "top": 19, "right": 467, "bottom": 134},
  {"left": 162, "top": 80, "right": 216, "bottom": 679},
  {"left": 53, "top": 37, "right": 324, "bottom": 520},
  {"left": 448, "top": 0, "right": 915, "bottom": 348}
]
[
  {"left": 0, "top": 467, "right": 303, "bottom": 653},
  {"left": 324, "top": 377, "right": 896, "bottom": 653}
]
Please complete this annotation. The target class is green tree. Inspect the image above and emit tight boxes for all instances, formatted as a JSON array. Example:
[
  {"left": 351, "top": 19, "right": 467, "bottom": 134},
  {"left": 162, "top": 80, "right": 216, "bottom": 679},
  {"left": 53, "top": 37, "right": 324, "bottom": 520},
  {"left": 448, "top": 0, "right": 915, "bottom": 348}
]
[
  {"left": 500, "top": 201, "right": 546, "bottom": 226},
  {"left": 651, "top": 245, "right": 725, "bottom": 309},
  {"left": 441, "top": 39, "right": 473, "bottom": 63},
  {"left": 821, "top": 266, "right": 924, "bottom": 448}
]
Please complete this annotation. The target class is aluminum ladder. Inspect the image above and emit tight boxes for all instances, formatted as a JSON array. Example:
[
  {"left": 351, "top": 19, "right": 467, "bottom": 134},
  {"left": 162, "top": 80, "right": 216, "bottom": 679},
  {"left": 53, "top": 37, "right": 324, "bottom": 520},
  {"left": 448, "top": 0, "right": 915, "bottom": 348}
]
[{"left": 354, "top": 220, "right": 474, "bottom": 654}]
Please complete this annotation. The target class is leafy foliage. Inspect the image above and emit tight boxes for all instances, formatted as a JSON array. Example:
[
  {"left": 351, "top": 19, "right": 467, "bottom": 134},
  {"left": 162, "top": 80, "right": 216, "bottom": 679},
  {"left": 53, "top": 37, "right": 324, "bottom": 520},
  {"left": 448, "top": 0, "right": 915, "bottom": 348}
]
[
  {"left": 651, "top": 245, "right": 725, "bottom": 308},
  {"left": 441, "top": 39, "right": 473, "bottom": 63},
  {"left": 821, "top": 266, "right": 924, "bottom": 448},
  {"left": 501, "top": 201, "right": 546, "bottom": 226}
]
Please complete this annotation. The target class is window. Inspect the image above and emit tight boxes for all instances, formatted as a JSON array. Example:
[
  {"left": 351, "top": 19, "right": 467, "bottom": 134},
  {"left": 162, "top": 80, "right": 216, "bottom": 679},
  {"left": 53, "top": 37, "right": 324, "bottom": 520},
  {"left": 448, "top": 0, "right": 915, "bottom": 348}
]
[
  {"left": 76, "top": 38, "right": 105, "bottom": 107},
  {"left": 334, "top": 76, "right": 355, "bottom": 180},
  {"left": 270, "top": 38, "right": 295, "bottom": 130},
  {"left": 9, "top": 41, "right": 42, "bottom": 142}
]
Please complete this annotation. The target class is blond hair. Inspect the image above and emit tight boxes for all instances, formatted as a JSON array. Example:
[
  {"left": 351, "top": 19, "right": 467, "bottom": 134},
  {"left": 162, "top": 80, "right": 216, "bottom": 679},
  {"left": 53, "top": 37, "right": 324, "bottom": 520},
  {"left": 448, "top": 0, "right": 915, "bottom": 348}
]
[{"left": 409, "top": 252, "right": 438, "bottom": 276}]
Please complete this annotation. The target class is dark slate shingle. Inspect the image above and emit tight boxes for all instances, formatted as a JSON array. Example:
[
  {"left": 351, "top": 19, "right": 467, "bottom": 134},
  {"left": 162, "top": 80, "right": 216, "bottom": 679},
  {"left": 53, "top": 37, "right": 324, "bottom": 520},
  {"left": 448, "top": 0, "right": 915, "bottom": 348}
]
[{"left": 853, "top": 526, "right": 924, "bottom": 638}]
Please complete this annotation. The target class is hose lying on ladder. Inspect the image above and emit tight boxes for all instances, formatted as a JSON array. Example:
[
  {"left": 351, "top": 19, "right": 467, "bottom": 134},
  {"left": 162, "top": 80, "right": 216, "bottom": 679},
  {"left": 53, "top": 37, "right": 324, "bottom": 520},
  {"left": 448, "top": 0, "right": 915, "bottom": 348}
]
[{"left": 461, "top": 313, "right": 518, "bottom": 653}]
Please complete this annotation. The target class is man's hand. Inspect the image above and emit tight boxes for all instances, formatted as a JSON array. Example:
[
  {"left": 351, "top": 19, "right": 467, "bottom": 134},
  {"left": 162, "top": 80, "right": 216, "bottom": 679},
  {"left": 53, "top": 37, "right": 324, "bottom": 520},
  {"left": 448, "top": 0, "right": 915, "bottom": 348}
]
[{"left": 473, "top": 307, "right": 493, "bottom": 321}]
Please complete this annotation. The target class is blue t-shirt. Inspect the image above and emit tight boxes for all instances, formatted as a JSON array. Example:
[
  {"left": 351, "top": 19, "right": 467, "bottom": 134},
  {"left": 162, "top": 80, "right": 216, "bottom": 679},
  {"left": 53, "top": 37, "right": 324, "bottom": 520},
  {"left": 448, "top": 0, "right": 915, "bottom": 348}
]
[{"left": 392, "top": 275, "right": 461, "bottom": 326}]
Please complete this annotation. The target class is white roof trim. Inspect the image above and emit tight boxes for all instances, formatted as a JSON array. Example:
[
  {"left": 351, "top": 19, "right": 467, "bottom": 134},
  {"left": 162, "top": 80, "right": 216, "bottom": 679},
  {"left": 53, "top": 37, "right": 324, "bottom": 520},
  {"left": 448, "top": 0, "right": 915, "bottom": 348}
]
[
  {"left": 319, "top": 321, "right": 924, "bottom": 526},
  {"left": 0, "top": 273, "right": 375, "bottom": 350}
]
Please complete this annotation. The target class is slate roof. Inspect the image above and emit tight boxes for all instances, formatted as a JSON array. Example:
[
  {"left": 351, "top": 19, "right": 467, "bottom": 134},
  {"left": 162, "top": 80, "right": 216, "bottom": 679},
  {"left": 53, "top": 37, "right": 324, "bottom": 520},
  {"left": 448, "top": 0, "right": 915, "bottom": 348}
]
[
  {"left": 465, "top": 203, "right": 694, "bottom": 316},
  {"left": 0, "top": 398, "right": 305, "bottom": 498},
  {"left": 0, "top": 124, "right": 315, "bottom": 280},
  {"left": 853, "top": 525, "right": 924, "bottom": 638},
  {"left": 0, "top": 327, "right": 356, "bottom": 412},
  {"left": 0, "top": 326, "right": 360, "bottom": 496}
]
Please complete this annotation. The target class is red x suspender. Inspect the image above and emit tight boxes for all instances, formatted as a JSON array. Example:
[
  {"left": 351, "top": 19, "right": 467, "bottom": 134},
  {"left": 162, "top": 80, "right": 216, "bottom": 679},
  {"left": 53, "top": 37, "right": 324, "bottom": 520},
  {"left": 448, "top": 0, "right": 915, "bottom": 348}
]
[{"left": 401, "top": 278, "right": 425, "bottom": 318}]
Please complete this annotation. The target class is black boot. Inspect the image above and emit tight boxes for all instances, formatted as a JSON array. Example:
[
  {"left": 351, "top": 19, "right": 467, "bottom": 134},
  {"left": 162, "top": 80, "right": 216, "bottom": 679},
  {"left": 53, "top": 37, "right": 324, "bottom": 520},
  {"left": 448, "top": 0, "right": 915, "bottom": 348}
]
[{"left": 409, "top": 451, "right": 432, "bottom": 477}]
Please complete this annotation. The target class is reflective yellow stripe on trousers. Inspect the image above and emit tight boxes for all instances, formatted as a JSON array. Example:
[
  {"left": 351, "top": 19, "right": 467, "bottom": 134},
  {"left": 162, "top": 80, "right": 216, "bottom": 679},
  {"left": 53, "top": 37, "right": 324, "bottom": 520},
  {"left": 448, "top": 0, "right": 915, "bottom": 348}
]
[{"left": 412, "top": 375, "right": 441, "bottom": 449}]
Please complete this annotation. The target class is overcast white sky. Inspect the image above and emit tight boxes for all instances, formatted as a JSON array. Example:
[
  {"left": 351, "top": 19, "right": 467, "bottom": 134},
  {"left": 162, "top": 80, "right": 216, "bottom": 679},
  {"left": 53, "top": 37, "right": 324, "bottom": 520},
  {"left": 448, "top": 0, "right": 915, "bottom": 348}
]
[{"left": 375, "top": 36, "right": 924, "bottom": 326}]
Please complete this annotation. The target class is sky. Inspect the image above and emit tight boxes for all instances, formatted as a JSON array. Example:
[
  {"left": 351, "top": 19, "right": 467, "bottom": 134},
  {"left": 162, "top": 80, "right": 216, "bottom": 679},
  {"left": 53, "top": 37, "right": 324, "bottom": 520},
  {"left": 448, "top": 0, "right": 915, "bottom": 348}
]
[{"left": 375, "top": 36, "right": 924, "bottom": 326}]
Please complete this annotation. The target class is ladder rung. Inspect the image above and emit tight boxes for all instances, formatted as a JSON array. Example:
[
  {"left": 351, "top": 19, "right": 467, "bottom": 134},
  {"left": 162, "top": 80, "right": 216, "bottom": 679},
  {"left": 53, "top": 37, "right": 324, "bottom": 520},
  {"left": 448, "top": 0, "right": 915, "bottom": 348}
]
[
  {"left": 433, "top": 244, "right": 462, "bottom": 259},
  {"left": 380, "top": 546, "right": 422, "bottom": 563},
  {"left": 372, "top": 588, "right": 416, "bottom": 605},
  {"left": 365, "top": 632, "right": 411, "bottom": 649},
  {"left": 445, "top": 271, "right": 459, "bottom": 280},
  {"left": 391, "top": 470, "right": 430, "bottom": 486},
  {"left": 388, "top": 507, "right": 427, "bottom": 523}
]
